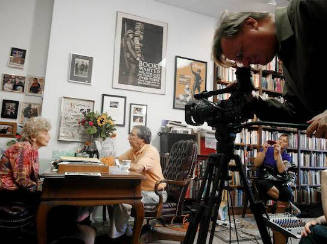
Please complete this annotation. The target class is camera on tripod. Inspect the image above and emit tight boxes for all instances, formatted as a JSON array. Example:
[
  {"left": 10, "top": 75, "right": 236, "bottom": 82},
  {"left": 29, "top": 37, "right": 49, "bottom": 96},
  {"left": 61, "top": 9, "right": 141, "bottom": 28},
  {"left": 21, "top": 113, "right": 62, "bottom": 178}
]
[{"left": 185, "top": 67, "right": 255, "bottom": 129}]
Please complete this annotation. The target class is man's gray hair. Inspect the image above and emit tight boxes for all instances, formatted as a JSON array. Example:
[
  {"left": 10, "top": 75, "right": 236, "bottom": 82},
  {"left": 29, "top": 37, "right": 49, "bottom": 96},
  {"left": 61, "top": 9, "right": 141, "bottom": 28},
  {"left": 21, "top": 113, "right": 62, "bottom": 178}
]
[
  {"left": 134, "top": 125, "right": 151, "bottom": 144},
  {"left": 212, "top": 11, "right": 270, "bottom": 66}
]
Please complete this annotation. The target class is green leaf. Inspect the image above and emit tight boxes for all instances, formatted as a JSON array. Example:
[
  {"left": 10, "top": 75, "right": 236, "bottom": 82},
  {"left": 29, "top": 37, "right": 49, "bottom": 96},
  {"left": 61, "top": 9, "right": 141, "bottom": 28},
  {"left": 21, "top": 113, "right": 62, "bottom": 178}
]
[{"left": 87, "top": 126, "right": 97, "bottom": 134}]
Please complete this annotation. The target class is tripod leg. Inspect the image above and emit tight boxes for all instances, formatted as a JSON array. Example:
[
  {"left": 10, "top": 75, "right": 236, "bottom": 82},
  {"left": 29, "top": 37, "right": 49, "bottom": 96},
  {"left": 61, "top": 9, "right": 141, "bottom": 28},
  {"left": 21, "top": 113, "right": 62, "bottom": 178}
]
[
  {"left": 234, "top": 155, "right": 272, "bottom": 244},
  {"left": 184, "top": 156, "right": 215, "bottom": 243},
  {"left": 196, "top": 153, "right": 229, "bottom": 244}
]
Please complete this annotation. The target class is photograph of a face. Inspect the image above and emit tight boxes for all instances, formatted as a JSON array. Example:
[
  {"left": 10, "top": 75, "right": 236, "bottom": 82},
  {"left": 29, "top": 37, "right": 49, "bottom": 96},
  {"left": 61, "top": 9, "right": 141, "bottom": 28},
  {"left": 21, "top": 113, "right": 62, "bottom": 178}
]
[
  {"left": 8, "top": 47, "right": 26, "bottom": 69},
  {"left": 18, "top": 102, "right": 42, "bottom": 124},
  {"left": 0, "top": 122, "right": 17, "bottom": 138},
  {"left": 2, "top": 74, "right": 26, "bottom": 93},
  {"left": 1, "top": 99, "right": 19, "bottom": 119},
  {"left": 69, "top": 54, "right": 93, "bottom": 84},
  {"left": 25, "top": 76, "right": 45, "bottom": 96},
  {"left": 129, "top": 103, "right": 147, "bottom": 132}
]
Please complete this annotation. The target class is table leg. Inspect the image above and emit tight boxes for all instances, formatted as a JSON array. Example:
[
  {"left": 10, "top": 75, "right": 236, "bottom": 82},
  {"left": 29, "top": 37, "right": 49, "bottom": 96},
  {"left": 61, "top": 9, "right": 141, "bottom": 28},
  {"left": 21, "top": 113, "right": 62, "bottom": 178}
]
[
  {"left": 36, "top": 202, "right": 52, "bottom": 244},
  {"left": 132, "top": 201, "right": 144, "bottom": 244}
]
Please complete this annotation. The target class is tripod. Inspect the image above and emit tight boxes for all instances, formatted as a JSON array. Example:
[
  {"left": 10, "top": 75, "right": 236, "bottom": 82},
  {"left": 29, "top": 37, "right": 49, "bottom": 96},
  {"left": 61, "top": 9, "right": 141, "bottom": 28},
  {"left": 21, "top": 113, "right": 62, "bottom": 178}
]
[{"left": 184, "top": 122, "right": 272, "bottom": 244}]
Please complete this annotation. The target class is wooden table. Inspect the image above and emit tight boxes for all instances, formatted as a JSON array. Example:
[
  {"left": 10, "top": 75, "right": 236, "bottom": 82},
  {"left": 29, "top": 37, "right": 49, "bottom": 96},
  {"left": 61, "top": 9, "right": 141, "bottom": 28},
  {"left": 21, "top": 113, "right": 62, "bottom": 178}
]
[{"left": 37, "top": 171, "right": 145, "bottom": 244}]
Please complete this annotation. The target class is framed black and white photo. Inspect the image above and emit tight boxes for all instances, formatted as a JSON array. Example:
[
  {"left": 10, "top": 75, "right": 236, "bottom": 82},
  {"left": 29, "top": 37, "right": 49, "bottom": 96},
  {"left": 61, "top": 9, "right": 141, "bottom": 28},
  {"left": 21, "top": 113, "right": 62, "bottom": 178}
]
[
  {"left": 129, "top": 103, "right": 147, "bottom": 133},
  {"left": 113, "top": 12, "right": 167, "bottom": 94},
  {"left": 0, "top": 122, "right": 17, "bottom": 138},
  {"left": 18, "top": 102, "right": 42, "bottom": 124},
  {"left": 25, "top": 76, "right": 45, "bottom": 96},
  {"left": 173, "top": 56, "right": 207, "bottom": 109},
  {"left": 69, "top": 54, "right": 93, "bottom": 84},
  {"left": 1, "top": 100, "right": 19, "bottom": 119},
  {"left": 58, "top": 97, "right": 95, "bottom": 142},
  {"left": 2, "top": 74, "right": 26, "bottom": 93},
  {"left": 101, "top": 94, "right": 126, "bottom": 126},
  {"left": 8, "top": 47, "right": 26, "bottom": 69}
]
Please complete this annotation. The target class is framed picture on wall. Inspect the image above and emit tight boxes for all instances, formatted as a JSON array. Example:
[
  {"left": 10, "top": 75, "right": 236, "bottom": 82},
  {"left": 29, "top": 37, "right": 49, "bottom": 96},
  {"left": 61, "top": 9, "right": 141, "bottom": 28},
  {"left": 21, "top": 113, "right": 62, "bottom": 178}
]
[
  {"left": 2, "top": 74, "right": 26, "bottom": 93},
  {"left": 58, "top": 97, "right": 95, "bottom": 142},
  {"left": 18, "top": 102, "right": 42, "bottom": 124},
  {"left": 68, "top": 54, "right": 93, "bottom": 85},
  {"left": 0, "top": 122, "right": 17, "bottom": 138},
  {"left": 1, "top": 99, "right": 19, "bottom": 119},
  {"left": 25, "top": 76, "right": 45, "bottom": 96},
  {"left": 8, "top": 47, "right": 26, "bottom": 69},
  {"left": 129, "top": 103, "right": 147, "bottom": 133},
  {"left": 101, "top": 94, "right": 126, "bottom": 126},
  {"left": 113, "top": 12, "right": 167, "bottom": 94},
  {"left": 173, "top": 56, "right": 207, "bottom": 110}
]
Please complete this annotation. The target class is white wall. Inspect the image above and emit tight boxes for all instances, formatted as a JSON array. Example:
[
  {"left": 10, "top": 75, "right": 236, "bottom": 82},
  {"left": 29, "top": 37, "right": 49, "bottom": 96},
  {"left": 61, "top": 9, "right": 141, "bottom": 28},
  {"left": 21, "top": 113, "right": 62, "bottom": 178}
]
[
  {"left": 0, "top": 0, "right": 53, "bottom": 152},
  {"left": 42, "top": 0, "right": 216, "bottom": 168}
]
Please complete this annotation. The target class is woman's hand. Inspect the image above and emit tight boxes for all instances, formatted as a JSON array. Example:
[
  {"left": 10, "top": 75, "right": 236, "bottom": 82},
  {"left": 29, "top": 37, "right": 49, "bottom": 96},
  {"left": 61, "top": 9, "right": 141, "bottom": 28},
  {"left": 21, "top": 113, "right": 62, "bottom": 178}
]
[
  {"left": 301, "top": 219, "right": 319, "bottom": 237},
  {"left": 307, "top": 110, "right": 327, "bottom": 139}
]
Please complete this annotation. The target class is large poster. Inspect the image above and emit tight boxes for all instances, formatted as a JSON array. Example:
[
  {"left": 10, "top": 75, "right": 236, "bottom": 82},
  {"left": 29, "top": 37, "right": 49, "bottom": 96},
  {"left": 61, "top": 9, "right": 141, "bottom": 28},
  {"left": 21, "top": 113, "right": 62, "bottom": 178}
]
[
  {"left": 173, "top": 56, "right": 207, "bottom": 109},
  {"left": 113, "top": 12, "right": 167, "bottom": 94}
]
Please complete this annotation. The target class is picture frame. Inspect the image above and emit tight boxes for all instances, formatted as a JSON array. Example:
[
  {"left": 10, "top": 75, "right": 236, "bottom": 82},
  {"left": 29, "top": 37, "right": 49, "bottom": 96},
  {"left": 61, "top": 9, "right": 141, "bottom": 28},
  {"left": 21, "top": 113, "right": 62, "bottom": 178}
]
[
  {"left": 68, "top": 53, "right": 93, "bottom": 84},
  {"left": 8, "top": 47, "right": 26, "bottom": 69},
  {"left": 1, "top": 99, "right": 19, "bottom": 119},
  {"left": 129, "top": 103, "right": 147, "bottom": 133},
  {"left": 113, "top": 12, "right": 167, "bottom": 94},
  {"left": 25, "top": 76, "right": 45, "bottom": 96},
  {"left": 0, "top": 122, "right": 17, "bottom": 138},
  {"left": 2, "top": 74, "right": 26, "bottom": 93},
  {"left": 58, "top": 97, "right": 95, "bottom": 142},
  {"left": 18, "top": 102, "right": 42, "bottom": 124},
  {"left": 101, "top": 94, "right": 126, "bottom": 126},
  {"left": 173, "top": 56, "right": 207, "bottom": 110}
]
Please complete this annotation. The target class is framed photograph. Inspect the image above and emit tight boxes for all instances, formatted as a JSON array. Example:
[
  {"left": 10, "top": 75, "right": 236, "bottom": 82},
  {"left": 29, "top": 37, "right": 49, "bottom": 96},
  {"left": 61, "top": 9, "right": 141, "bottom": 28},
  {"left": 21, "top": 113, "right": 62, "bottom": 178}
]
[
  {"left": 68, "top": 53, "right": 93, "bottom": 84},
  {"left": 173, "top": 56, "right": 207, "bottom": 110},
  {"left": 8, "top": 47, "right": 26, "bottom": 69},
  {"left": 113, "top": 12, "right": 167, "bottom": 94},
  {"left": 2, "top": 74, "right": 26, "bottom": 93},
  {"left": 18, "top": 102, "right": 42, "bottom": 124},
  {"left": 101, "top": 94, "right": 126, "bottom": 126},
  {"left": 58, "top": 97, "right": 95, "bottom": 142},
  {"left": 129, "top": 103, "right": 147, "bottom": 133},
  {"left": 0, "top": 122, "right": 17, "bottom": 138},
  {"left": 1, "top": 100, "right": 19, "bottom": 119},
  {"left": 25, "top": 76, "right": 45, "bottom": 96}
]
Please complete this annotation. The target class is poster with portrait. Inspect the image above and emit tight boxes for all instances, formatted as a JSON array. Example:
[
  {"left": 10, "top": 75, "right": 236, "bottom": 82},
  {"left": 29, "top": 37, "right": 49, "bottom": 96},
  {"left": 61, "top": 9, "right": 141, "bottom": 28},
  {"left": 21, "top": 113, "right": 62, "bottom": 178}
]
[
  {"left": 113, "top": 12, "right": 167, "bottom": 94},
  {"left": 25, "top": 76, "right": 45, "bottom": 96},
  {"left": 18, "top": 102, "right": 42, "bottom": 124},
  {"left": 68, "top": 54, "right": 93, "bottom": 84},
  {"left": 8, "top": 47, "right": 26, "bottom": 69},
  {"left": 101, "top": 94, "right": 126, "bottom": 126},
  {"left": 129, "top": 103, "right": 147, "bottom": 133},
  {"left": 58, "top": 97, "right": 94, "bottom": 142},
  {"left": 173, "top": 56, "right": 207, "bottom": 110},
  {"left": 2, "top": 74, "right": 26, "bottom": 93},
  {"left": 1, "top": 100, "right": 19, "bottom": 119}
]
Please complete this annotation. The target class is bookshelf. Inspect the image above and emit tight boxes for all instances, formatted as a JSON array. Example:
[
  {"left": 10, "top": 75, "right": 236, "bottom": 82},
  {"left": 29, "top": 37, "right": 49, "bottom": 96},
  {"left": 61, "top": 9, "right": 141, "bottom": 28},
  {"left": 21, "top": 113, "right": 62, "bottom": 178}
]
[{"left": 213, "top": 57, "right": 327, "bottom": 209}]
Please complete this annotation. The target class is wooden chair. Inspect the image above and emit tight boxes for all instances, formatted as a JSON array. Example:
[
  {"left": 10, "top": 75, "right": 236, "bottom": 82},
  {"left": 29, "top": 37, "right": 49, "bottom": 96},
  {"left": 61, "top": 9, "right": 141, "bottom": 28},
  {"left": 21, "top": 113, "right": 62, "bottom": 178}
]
[{"left": 142, "top": 139, "right": 198, "bottom": 242}]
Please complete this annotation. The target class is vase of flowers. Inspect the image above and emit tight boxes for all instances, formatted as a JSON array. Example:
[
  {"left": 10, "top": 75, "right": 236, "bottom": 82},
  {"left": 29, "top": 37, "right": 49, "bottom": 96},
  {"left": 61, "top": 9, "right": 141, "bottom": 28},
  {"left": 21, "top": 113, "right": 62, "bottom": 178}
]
[{"left": 79, "top": 112, "right": 116, "bottom": 158}]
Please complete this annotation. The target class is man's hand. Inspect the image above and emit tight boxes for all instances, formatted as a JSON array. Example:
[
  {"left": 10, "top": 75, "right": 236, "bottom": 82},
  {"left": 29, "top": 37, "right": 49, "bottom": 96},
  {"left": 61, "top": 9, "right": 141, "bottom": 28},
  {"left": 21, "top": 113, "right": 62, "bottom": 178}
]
[
  {"left": 307, "top": 110, "right": 327, "bottom": 138},
  {"left": 273, "top": 143, "right": 281, "bottom": 160},
  {"left": 262, "top": 143, "right": 269, "bottom": 153},
  {"left": 301, "top": 219, "right": 319, "bottom": 237}
]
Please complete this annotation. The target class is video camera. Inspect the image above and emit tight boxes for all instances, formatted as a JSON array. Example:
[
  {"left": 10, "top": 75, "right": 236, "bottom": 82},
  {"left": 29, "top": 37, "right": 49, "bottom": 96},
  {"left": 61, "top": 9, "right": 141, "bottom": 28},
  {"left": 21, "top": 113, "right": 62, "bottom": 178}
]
[{"left": 185, "top": 67, "right": 255, "bottom": 129}]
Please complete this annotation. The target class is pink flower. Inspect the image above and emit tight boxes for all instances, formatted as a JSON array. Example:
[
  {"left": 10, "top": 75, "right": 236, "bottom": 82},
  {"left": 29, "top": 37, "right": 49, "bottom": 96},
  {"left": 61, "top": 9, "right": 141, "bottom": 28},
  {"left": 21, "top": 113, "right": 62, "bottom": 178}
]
[{"left": 89, "top": 121, "right": 94, "bottom": 126}]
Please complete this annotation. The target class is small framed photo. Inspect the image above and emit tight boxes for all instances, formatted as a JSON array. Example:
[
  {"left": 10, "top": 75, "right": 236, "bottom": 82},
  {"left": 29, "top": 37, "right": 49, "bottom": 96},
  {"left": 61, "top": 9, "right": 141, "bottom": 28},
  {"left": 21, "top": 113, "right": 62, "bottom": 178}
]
[
  {"left": 129, "top": 103, "right": 147, "bottom": 133},
  {"left": 25, "top": 76, "right": 45, "bottom": 96},
  {"left": 69, "top": 53, "right": 93, "bottom": 84},
  {"left": 101, "top": 94, "right": 126, "bottom": 126},
  {"left": 18, "top": 102, "right": 42, "bottom": 124},
  {"left": 1, "top": 99, "right": 19, "bottom": 119},
  {"left": 8, "top": 47, "right": 26, "bottom": 69},
  {"left": 2, "top": 74, "right": 26, "bottom": 93},
  {"left": 173, "top": 56, "right": 207, "bottom": 109},
  {"left": 0, "top": 122, "right": 17, "bottom": 138}
]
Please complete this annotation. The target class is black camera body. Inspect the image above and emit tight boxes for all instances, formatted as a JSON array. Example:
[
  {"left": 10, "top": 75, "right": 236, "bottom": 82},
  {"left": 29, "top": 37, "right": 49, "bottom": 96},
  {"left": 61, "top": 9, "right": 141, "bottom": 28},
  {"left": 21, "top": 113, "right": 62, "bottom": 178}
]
[{"left": 185, "top": 67, "right": 255, "bottom": 129}]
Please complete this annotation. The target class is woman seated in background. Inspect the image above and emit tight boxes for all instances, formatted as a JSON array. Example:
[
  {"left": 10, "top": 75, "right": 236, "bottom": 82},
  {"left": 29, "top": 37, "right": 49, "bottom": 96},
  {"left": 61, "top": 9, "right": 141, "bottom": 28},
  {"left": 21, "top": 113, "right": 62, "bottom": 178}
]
[{"left": 0, "top": 117, "right": 95, "bottom": 244}]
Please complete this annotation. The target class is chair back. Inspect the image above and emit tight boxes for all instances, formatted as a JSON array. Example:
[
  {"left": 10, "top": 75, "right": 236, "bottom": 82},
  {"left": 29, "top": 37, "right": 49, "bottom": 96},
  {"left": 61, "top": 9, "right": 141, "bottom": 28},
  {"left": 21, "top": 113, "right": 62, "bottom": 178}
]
[{"left": 163, "top": 140, "right": 197, "bottom": 210}]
